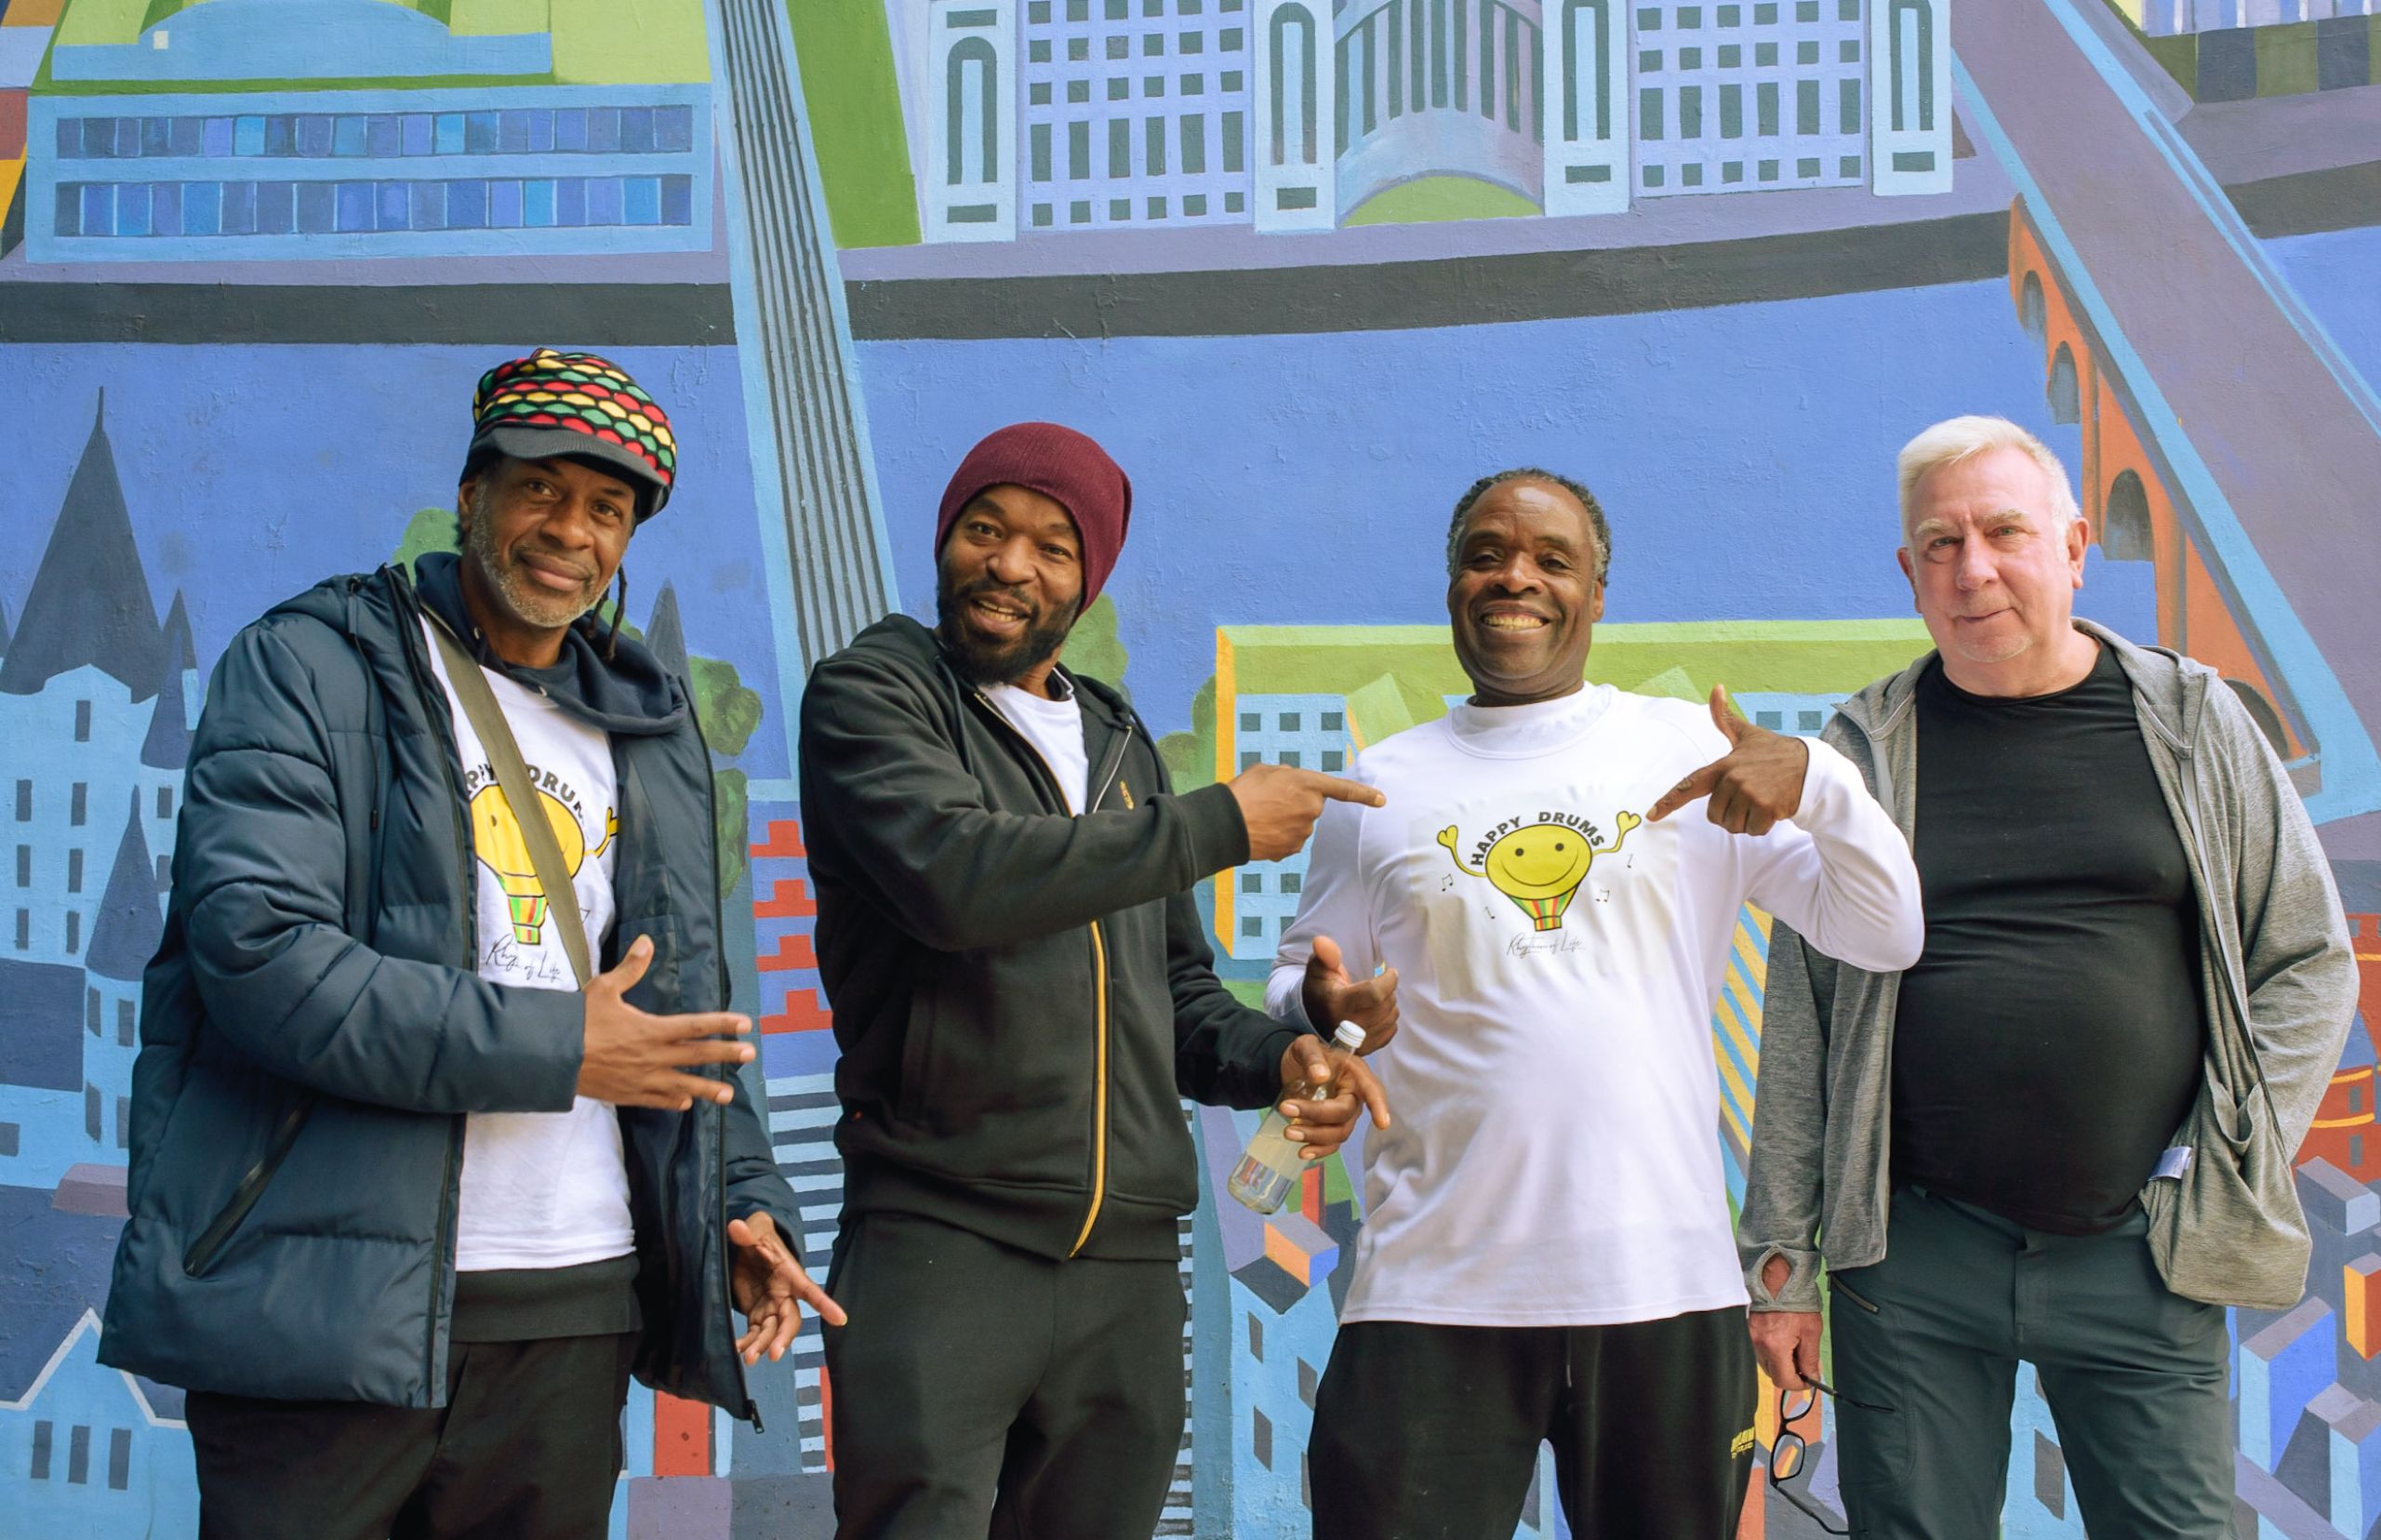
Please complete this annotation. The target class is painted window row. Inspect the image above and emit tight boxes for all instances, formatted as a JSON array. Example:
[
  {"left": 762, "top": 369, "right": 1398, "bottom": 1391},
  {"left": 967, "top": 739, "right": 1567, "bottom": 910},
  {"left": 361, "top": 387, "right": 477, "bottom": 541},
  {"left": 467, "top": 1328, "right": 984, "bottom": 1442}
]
[
  {"left": 1029, "top": 69, "right": 1246, "bottom": 102},
  {"left": 1637, "top": 0, "right": 1863, "bottom": 24},
  {"left": 53, "top": 175, "right": 698, "bottom": 238},
  {"left": 1642, "top": 154, "right": 1860, "bottom": 184},
  {"left": 54, "top": 106, "right": 698, "bottom": 162},
  {"left": 26, "top": 1422, "right": 134, "bottom": 1488},
  {"left": 1029, "top": 0, "right": 1248, "bottom": 20}
]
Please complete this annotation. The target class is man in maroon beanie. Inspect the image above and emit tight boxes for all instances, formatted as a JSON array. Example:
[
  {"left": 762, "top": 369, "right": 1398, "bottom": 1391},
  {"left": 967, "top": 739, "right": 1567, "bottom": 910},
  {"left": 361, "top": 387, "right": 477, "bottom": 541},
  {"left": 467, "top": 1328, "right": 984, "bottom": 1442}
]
[{"left": 798, "top": 423, "right": 1397, "bottom": 1538}]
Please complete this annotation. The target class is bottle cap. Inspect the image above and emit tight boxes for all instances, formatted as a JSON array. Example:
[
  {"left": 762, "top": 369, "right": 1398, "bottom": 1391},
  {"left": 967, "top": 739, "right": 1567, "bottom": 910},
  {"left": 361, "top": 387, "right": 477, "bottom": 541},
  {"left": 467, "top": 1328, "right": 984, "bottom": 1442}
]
[{"left": 1332, "top": 1021, "right": 1366, "bottom": 1052}]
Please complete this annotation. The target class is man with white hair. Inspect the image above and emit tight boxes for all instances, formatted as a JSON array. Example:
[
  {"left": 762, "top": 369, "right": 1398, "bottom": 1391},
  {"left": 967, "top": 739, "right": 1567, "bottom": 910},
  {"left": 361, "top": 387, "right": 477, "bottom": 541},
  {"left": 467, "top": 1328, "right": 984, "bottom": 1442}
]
[{"left": 1738, "top": 416, "right": 2356, "bottom": 1537}]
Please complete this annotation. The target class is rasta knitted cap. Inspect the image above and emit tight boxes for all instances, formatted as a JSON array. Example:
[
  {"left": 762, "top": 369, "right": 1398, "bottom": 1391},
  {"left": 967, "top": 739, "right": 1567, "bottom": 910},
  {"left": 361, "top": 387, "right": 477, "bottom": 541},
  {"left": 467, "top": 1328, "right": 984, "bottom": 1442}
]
[
  {"left": 466, "top": 349, "right": 678, "bottom": 517},
  {"left": 935, "top": 422, "right": 1133, "bottom": 612}
]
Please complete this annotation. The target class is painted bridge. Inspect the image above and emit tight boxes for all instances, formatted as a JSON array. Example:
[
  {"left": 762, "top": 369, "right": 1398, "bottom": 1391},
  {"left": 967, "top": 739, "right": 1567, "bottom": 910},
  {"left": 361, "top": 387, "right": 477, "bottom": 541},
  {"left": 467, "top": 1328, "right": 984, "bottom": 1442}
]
[{"left": 1965, "top": 0, "right": 2381, "bottom": 831}]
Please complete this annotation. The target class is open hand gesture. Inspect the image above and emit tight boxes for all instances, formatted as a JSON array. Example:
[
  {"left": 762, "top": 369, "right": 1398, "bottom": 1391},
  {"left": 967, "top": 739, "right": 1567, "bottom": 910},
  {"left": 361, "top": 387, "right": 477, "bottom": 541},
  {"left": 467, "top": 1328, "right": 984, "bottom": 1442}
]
[
  {"left": 1646, "top": 686, "right": 1810, "bottom": 837},
  {"left": 578, "top": 936, "right": 755, "bottom": 1110},
  {"left": 1299, "top": 935, "right": 1400, "bottom": 1055},
  {"left": 728, "top": 1211, "right": 846, "bottom": 1364}
]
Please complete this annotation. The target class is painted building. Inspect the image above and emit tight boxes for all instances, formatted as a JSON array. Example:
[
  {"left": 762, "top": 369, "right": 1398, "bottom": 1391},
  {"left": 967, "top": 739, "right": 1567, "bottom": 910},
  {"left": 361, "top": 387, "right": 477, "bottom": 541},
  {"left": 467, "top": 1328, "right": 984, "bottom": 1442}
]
[
  {"left": 2121, "top": 0, "right": 2381, "bottom": 33},
  {"left": 25, "top": 0, "right": 712, "bottom": 261},
  {"left": 0, "top": 395, "right": 185, "bottom": 1189},
  {"left": 914, "top": 0, "right": 1952, "bottom": 237},
  {"left": 0, "top": 1312, "right": 198, "bottom": 1534}
]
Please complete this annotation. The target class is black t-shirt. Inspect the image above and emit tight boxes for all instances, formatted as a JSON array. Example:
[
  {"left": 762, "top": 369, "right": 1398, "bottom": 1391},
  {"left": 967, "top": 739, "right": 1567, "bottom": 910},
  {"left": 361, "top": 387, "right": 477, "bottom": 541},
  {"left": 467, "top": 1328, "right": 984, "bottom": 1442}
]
[{"left": 1890, "top": 644, "right": 2205, "bottom": 1235}]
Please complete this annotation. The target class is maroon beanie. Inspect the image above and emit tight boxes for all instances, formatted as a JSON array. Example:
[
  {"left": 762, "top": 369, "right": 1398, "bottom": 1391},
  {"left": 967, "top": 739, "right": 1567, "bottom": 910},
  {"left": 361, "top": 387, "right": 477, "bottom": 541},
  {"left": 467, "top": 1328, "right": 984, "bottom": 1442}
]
[{"left": 935, "top": 422, "right": 1133, "bottom": 612}]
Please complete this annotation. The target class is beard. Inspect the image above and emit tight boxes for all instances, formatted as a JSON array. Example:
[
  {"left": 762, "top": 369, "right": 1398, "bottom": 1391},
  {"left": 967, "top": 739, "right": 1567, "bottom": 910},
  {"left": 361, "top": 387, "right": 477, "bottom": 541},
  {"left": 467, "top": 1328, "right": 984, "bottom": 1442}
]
[
  {"left": 462, "top": 488, "right": 605, "bottom": 632},
  {"left": 936, "top": 574, "right": 1079, "bottom": 688}
]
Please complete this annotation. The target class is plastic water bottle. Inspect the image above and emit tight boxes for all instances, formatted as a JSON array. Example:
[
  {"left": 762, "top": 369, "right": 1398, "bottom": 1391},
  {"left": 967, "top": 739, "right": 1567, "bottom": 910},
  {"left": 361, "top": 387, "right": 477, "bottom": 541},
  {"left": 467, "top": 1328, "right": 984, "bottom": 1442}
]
[{"left": 1228, "top": 1021, "right": 1367, "bottom": 1214}]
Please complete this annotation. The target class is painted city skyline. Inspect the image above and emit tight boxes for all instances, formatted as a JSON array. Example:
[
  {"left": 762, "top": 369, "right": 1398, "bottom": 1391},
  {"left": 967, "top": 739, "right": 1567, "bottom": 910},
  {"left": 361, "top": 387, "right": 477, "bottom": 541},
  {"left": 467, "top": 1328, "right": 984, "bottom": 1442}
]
[{"left": 3, "top": 0, "right": 2381, "bottom": 1535}]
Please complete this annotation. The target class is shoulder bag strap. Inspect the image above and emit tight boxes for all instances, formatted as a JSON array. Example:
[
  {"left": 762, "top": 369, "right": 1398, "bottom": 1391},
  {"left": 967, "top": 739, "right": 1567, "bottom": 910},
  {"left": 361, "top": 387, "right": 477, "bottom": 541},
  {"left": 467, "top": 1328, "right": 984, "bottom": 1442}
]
[{"left": 425, "top": 613, "right": 593, "bottom": 989}]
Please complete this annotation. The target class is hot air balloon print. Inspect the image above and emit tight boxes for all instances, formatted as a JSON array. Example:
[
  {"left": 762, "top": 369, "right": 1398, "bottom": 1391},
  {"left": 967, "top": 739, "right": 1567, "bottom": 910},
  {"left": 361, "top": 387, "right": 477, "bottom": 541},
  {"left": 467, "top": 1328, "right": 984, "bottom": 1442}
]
[
  {"left": 469, "top": 785, "right": 618, "bottom": 946},
  {"left": 1438, "top": 811, "right": 1642, "bottom": 932}
]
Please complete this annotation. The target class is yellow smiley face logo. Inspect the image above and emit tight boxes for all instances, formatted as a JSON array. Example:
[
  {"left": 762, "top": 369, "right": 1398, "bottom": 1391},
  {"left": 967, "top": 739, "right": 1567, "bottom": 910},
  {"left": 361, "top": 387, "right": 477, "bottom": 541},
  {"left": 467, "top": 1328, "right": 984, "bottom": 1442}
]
[{"left": 1439, "top": 812, "right": 1642, "bottom": 931}]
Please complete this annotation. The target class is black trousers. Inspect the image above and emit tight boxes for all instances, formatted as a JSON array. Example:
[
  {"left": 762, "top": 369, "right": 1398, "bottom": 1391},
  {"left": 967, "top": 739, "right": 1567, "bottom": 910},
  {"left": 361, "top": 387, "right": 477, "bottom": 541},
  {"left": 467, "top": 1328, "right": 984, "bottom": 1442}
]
[
  {"left": 823, "top": 1212, "right": 1189, "bottom": 1540},
  {"left": 1310, "top": 1308, "right": 1757, "bottom": 1540},
  {"left": 185, "top": 1332, "right": 638, "bottom": 1540}
]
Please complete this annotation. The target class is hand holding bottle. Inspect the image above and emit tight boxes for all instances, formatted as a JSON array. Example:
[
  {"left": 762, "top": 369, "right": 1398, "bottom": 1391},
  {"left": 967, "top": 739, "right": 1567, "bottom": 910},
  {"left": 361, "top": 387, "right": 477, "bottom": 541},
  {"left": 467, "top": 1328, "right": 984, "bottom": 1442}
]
[{"left": 1230, "top": 1023, "right": 1392, "bottom": 1213}]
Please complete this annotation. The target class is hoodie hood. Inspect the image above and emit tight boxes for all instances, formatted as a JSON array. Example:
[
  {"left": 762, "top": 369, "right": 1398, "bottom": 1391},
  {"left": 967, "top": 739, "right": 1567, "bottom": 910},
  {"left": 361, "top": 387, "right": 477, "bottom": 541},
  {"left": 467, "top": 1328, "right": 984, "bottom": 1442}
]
[
  {"left": 1835, "top": 617, "right": 2207, "bottom": 753},
  {"left": 276, "top": 553, "right": 688, "bottom": 738},
  {"left": 409, "top": 551, "right": 686, "bottom": 737}
]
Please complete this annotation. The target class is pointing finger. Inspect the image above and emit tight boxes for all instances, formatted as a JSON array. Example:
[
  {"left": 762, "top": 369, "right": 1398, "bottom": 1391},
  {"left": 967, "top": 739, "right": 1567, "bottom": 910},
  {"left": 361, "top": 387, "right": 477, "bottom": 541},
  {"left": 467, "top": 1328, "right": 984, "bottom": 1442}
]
[
  {"left": 1311, "top": 774, "right": 1386, "bottom": 808},
  {"left": 1647, "top": 762, "right": 1723, "bottom": 822},
  {"left": 1350, "top": 1060, "right": 1392, "bottom": 1130}
]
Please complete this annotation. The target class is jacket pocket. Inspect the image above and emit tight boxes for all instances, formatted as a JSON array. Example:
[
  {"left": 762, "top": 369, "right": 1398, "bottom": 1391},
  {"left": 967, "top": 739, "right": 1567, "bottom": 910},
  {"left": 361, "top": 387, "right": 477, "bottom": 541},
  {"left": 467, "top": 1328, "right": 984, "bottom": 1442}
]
[
  {"left": 181, "top": 1093, "right": 315, "bottom": 1277},
  {"left": 1830, "top": 1274, "right": 1883, "bottom": 1314},
  {"left": 897, "top": 996, "right": 939, "bottom": 1125}
]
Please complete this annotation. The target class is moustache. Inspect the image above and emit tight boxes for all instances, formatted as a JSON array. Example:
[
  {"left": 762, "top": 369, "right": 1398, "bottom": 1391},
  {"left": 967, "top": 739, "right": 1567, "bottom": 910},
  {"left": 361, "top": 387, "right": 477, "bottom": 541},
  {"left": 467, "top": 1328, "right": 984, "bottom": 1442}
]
[
  {"left": 956, "top": 579, "right": 1040, "bottom": 621},
  {"left": 514, "top": 548, "right": 596, "bottom": 584}
]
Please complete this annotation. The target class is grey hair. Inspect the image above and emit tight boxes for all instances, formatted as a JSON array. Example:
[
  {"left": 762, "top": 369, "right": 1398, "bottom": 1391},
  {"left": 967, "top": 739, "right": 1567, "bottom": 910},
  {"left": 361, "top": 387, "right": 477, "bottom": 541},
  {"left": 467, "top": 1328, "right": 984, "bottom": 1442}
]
[
  {"left": 1445, "top": 468, "right": 1613, "bottom": 584},
  {"left": 1896, "top": 416, "right": 2081, "bottom": 539}
]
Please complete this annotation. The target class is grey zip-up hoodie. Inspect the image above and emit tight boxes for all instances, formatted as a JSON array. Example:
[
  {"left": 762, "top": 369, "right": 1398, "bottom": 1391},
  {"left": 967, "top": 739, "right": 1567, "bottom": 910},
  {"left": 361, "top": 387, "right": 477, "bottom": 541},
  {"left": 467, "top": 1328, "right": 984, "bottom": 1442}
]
[{"left": 1740, "top": 620, "right": 2356, "bottom": 1313}]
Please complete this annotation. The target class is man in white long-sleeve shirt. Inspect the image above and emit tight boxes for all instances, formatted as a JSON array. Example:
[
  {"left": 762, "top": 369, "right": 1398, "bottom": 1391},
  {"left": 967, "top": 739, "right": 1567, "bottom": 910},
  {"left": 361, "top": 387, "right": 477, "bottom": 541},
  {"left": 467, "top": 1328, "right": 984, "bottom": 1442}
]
[{"left": 1270, "top": 468, "right": 1925, "bottom": 1539}]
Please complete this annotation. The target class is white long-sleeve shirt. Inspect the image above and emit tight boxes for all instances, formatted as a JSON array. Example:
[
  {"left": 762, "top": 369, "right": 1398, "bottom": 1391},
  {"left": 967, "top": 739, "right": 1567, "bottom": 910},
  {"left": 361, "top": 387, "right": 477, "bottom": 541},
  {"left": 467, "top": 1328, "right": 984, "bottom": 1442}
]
[{"left": 1266, "top": 684, "right": 1922, "bottom": 1327}]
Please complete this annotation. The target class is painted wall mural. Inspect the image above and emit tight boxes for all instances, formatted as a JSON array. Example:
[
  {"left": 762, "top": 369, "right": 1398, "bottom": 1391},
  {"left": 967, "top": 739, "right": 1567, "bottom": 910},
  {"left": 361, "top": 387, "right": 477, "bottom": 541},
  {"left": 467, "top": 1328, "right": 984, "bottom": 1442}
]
[{"left": 0, "top": 0, "right": 2377, "bottom": 1535}]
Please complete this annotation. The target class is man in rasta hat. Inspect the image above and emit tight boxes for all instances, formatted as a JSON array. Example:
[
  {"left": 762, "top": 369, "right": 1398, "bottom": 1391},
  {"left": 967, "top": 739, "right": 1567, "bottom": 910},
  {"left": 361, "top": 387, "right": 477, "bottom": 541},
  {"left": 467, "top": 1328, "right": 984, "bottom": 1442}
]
[
  {"left": 799, "top": 421, "right": 1398, "bottom": 1538},
  {"left": 101, "top": 350, "right": 832, "bottom": 1539}
]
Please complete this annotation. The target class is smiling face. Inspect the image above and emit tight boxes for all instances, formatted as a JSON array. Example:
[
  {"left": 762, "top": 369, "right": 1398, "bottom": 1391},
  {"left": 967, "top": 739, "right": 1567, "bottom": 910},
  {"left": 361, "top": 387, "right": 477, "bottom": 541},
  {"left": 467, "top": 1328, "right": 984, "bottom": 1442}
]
[
  {"left": 1897, "top": 445, "right": 2094, "bottom": 697},
  {"left": 1482, "top": 823, "right": 1595, "bottom": 899},
  {"left": 1447, "top": 477, "right": 1605, "bottom": 707},
  {"left": 934, "top": 483, "right": 1085, "bottom": 696},
  {"left": 457, "top": 454, "right": 636, "bottom": 668}
]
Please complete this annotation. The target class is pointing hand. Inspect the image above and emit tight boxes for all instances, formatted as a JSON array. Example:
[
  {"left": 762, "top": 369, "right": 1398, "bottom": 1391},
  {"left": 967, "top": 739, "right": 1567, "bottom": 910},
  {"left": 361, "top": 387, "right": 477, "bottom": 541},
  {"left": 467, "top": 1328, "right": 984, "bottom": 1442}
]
[{"left": 1644, "top": 686, "right": 1810, "bottom": 837}]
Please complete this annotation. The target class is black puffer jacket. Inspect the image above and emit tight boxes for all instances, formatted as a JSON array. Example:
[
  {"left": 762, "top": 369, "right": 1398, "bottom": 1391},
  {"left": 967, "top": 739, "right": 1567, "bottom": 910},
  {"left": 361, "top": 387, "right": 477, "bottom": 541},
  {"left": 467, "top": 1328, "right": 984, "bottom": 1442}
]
[
  {"left": 799, "top": 616, "right": 1299, "bottom": 1261},
  {"left": 100, "top": 553, "right": 798, "bottom": 1416}
]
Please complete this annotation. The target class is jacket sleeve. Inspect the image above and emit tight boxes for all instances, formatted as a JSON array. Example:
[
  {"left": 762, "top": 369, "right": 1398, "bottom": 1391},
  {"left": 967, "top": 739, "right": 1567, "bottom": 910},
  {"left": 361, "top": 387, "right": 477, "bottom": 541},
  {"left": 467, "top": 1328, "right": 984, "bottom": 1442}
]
[
  {"left": 723, "top": 1069, "right": 804, "bottom": 1243},
  {"left": 178, "top": 620, "right": 584, "bottom": 1115},
  {"left": 1737, "top": 920, "right": 1840, "bottom": 1312},
  {"left": 1152, "top": 749, "right": 1302, "bottom": 1110},
  {"left": 1264, "top": 794, "right": 1374, "bottom": 1031},
  {"left": 1738, "top": 739, "right": 1925, "bottom": 975},
  {"left": 798, "top": 649, "right": 1250, "bottom": 952},
  {"left": 2212, "top": 687, "right": 2357, "bottom": 1151},
  {"left": 1168, "top": 885, "right": 1303, "bottom": 1109}
]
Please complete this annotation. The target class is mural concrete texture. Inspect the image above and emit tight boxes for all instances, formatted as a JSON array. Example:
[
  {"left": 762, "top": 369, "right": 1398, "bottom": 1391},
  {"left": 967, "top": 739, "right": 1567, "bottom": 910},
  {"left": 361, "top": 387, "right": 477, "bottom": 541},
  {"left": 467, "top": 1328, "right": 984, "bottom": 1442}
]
[{"left": 0, "top": 0, "right": 2378, "bottom": 1535}]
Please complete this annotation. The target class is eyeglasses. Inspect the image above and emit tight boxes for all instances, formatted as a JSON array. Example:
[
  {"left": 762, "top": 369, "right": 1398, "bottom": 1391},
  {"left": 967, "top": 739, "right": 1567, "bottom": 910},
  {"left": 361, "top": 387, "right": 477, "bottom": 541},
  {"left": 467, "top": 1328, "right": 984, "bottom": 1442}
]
[{"left": 1768, "top": 1375, "right": 1896, "bottom": 1536}]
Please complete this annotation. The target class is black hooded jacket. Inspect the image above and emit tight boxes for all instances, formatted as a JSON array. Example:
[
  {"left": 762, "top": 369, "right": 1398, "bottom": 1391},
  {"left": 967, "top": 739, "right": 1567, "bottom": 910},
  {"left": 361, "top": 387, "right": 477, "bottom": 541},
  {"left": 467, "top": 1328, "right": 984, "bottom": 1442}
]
[{"left": 799, "top": 616, "right": 1302, "bottom": 1261}]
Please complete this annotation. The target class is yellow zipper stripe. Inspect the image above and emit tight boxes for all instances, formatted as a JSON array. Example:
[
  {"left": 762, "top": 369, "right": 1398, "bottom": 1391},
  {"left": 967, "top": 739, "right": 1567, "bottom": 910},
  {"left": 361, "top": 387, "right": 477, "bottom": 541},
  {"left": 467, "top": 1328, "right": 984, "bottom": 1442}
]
[
  {"left": 1070, "top": 920, "right": 1111, "bottom": 1255},
  {"left": 965, "top": 686, "right": 1119, "bottom": 1258}
]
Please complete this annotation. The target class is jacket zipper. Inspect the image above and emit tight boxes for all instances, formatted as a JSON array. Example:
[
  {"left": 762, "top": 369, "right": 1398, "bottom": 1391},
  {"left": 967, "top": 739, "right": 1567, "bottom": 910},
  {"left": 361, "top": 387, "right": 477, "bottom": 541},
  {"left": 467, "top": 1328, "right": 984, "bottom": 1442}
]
[
  {"left": 181, "top": 1097, "right": 313, "bottom": 1275},
  {"left": 685, "top": 689, "right": 763, "bottom": 1431},
  {"left": 398, "top": 574, "right": 476, "bottom": 1398},
  {"left": 966, "top": 684, "right": 1133, "bottom": 1257}
]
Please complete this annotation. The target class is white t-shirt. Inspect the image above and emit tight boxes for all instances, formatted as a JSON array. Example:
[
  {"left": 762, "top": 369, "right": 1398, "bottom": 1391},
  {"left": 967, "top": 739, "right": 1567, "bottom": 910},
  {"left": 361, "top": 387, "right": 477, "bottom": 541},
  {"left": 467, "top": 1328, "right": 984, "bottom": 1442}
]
[
  {"left": 422, "top": 618, "right": 637, "bottom": 1273},
  {"left": 984, "top": 679, "right": 1091, "bottom": 814},
  {"left": 1266, "top": 685, "right": 1921, "bottom": 1327}
]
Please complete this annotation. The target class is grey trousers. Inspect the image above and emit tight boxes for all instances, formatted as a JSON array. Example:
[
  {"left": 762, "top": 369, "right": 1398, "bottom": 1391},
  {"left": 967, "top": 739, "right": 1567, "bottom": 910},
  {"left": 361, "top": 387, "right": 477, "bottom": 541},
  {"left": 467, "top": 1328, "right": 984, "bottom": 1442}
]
[{"left": 1830, "top": 1184, "right": 2233, "bottom": 1540}]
